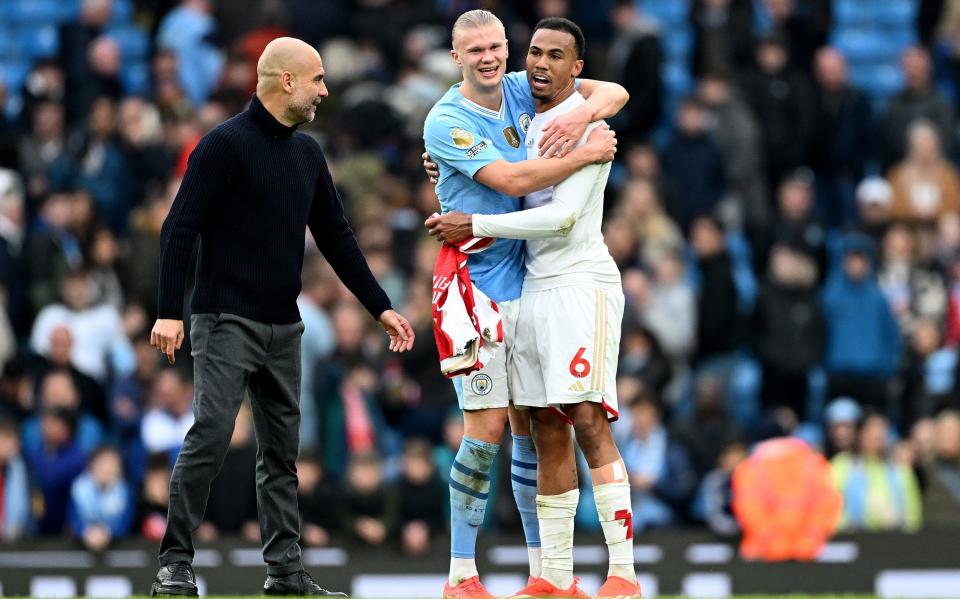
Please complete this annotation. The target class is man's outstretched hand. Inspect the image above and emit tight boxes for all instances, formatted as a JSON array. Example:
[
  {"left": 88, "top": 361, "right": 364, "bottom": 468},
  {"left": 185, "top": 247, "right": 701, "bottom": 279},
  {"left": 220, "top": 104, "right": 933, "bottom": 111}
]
[
  {"left": 425, "top": 211, "right": 472, "bottom": 244},
  {"left": 151, "top": 318, "right": 184, "bottom": 365},
  {"left": 379, "top": 309, "right": 415, "bottom": 352}
]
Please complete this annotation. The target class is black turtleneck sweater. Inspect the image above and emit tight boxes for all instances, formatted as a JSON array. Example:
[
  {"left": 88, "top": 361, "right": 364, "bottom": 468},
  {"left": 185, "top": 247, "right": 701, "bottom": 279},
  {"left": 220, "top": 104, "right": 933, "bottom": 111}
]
[{"left": 157, "top": 95, "right": 391, "bottom": 324}]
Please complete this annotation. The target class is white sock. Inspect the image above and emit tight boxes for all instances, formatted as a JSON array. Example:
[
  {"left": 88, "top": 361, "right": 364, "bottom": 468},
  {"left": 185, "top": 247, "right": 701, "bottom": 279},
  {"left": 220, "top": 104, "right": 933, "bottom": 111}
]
[
  {"left": 537, "top": 489, "right": 579, "bottom": 589},
  {"left": 594, "top": 482, "right": 637, "bottom": 582},
  {"left": 449, "top": 557, "right": 478, "bottom": 586},
  {"left": 527, "top": 546, "right": 542, "bottom": 579}
]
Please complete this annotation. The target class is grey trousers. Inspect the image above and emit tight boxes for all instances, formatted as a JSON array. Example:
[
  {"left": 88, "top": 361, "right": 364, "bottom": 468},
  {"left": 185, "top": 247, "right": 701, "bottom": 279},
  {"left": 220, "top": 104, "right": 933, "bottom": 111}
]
[{"left": 159, "top": 313, "right": 305, "bottom": 576}]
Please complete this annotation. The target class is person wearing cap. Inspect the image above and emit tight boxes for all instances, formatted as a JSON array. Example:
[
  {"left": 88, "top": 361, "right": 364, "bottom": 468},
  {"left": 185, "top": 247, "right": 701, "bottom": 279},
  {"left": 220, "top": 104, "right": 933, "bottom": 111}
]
[
  {"left": 824, "top": 397, "right": 862, "bottom": 457},
  {"left": 822, "top": 233, "right": 902, "bottom": 411},
  {"left": 855, "top": 176, "right": 893, "bottom": 244}
]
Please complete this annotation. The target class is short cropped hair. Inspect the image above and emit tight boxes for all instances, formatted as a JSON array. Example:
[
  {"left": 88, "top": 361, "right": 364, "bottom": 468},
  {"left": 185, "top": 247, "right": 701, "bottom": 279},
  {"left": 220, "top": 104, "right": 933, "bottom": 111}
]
[{"left": 533, "top": 17, "right": 585, "bottom": 60}]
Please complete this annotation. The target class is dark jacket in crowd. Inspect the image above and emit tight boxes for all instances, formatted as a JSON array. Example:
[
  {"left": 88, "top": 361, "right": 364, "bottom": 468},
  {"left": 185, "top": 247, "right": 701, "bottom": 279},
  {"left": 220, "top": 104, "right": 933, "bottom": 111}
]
[
  {"left": 661, "top": 133, "right": 726, "bottom": 231},
  {"left": 752, "top": 278, "right": 825, "bottom": 375},
  {"left": 695, "top": 252, "right": 742, "bottom": 361}
]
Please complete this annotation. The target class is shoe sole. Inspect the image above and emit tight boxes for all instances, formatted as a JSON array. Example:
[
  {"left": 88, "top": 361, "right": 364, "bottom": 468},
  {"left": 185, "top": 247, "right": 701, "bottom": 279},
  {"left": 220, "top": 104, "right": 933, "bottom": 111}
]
[
  {"left": 150, "top": 582, "right": 199, "bottom": 597},
  {"left": 594, "top": 593, "right": 642, "bottom": 599}
]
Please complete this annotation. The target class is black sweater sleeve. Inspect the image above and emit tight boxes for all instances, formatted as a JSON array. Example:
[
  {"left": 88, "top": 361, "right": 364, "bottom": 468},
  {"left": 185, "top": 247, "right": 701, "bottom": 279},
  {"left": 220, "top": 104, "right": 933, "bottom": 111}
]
[
  {"left": 157, "top": 131, "right": 237, "bottom": 319},
  {"left": 308, "top": 150, "right": 392, "bottom": 320}
]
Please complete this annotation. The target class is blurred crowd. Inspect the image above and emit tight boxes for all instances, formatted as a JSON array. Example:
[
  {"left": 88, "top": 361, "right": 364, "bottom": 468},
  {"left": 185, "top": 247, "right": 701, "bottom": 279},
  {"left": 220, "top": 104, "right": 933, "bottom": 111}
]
[{"left": 1, "top": 0, "right": 960, "bottom": 555}]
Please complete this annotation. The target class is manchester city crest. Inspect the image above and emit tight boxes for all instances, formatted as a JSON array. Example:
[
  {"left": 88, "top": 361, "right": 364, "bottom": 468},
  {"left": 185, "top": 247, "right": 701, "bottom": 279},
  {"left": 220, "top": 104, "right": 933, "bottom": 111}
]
[
  {"left": 519, "top": 113, "right": 532, "bottom": 135},
  {"left": 471, "top": 373, "right": 493, "bottom": 396}
]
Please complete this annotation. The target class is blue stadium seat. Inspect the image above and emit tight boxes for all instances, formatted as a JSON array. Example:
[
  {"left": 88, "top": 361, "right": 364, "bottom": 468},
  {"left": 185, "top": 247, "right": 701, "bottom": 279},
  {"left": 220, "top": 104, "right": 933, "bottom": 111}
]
[
  {"left": 660, "top": 27, "right": 692, "bottom": 61},
  {"left": 0, "top": 0, "right": 78, "bottom": 25},
  {"left": 121, "top": 62, "right": 149, "bottom": 95},
  {"left": 19, "top": 24, "right": 60, "bottom": 59},
  {"left": 1, "top": 59, "right": 31, "bottom": 93},
  {"left": 110, "top": 0, "right": 134, "bottom": 26},
  {"left": 876, "top": 0, "right": 917, "bottom": 27},
  {"left": 108, "top": 25, "right": 149, "bottom": 60},
  {"left": 637, "top": 0, "right": 689, "bottom": 27}
]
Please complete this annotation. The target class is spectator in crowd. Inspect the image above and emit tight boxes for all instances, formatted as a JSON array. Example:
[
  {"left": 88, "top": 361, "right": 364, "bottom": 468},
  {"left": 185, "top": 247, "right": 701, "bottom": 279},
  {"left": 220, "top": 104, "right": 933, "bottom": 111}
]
[
  {"left": 68, "top": 445, "right": 134, "bottom": 551},
  {"left": 698, "top": 71, "right": 768, "bottom": 232},
  {"left": 140, "top": 368, "right": 193, "bottom": 455},
  {"left": 627, "top": 253, "right": 697, "bottom": 363},
  {"left": 919, "top": 411, "right": 960, "bottom": 527},
  {"left": 878, "top": 224, "right": 948, "bottom": 337},
  {"left": 22, "top": 369, "right": 104, "bottom": 456},
  {"left": 691, "top": 215, "right": 742, "bottom": 366},
  {"left": 825, "top": 397, "right": 862, "bottom": 458},
  {"left": 0, "top": 418, "right": 31, "bottom": 541},
  {"left": 808, "top": 47, "right": 871, "bottom": 228},
  {"left": 883, "top": 47, "right": 955, "bottom": 169},
  {"left": 156, "top": 0, "right": 225, "bottom": 107},
  {"left": 28, "top": 402, "right": 87, "bottom": 534},
  {"left": 660, "top": 97, "right": 726, "bottom": 232},
  {"left": 693, "top": 440, "right": 747, "bottom": 536},
  {"left": 822, "top": 234, "right": 902, "bottom": 409},
  {"left": 30, "top": 267, "right": 134, "bottom": 383},
  {"left": 339, "top": 451, "right": 395, "bottom": 547},
  {"left": 297, "top": 452, "right": 339, "bottom": 547},
  {"left": 856, "top": 177, "right": 895, "bottom": 246},
  {"left": 621, "top": 391, "right": 696, "bottom": 531},
  {"left": 741, "top": 33, "right": 815, "bottom": 199},
  {"left": 395, "top": 438, "right": 445, "bottom": 555},
  {"left": 122, "top": 179, "right": 176, "bottom": 319},
  {"left": 136, "top": 453, "right": 171, "bottom": 542},
  {"left": 673, "top": 374, "right": 743, "bottom": 477},
  {"left": 691, "top": 0, "right": 755, "bottom": 79},
  {"left": 18, "top": 100, "right": 67, "bottom": 200},
  {"left": 832, "top": 413, "right": 923, "bottom": 532},
  {"left": 901, "top": 318, "right": 958, "bottom": 431},
  {"left": 31, "top": 325, "right": 108, "bottom": 424},
  {"left": 888, "top": 120, "right": 960, "bottom": 225},
  {"left": 760, "top": 170, "right": 828, "bottom": 279},
  {"left": 24, "top": 191, "right": 83, "bottom": 312},
  {"left": 752, "top": 243, "right": 825, "bottom": 417},
  {"left": 605, "top": 0, "right": 662, "bottom": 144},
  {"left": 615, "top": 179, "right": 684, "bottom": 268},
  {"left": 618, "top": 320, "right": 673, "bottom": 399}
]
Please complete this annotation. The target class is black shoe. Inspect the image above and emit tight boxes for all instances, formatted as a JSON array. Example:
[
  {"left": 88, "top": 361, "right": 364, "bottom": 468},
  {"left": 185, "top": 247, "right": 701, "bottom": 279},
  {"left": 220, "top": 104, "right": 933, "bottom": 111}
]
[
  {"left": 264, "top": 570, "right": 347, "bottom": 596},
  {"left": 150, "top": 562, "right": 198, "bottom": 596}
]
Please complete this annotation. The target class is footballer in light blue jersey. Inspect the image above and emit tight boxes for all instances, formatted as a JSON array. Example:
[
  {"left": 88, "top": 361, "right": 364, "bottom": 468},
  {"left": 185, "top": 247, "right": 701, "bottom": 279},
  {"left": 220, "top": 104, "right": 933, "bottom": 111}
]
[{"left": 423, "top": 70, "right": 535, "bottom": 303}]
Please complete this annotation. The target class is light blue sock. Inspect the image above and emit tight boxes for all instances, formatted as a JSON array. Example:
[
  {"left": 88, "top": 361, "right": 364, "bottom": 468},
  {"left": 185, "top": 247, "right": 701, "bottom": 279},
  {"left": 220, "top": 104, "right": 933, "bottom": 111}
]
[
  {"left": 450, "top": 436, "right": 500, "bottom": 558},
  {"left": 511, "top": 434, "right": 541, "bottom": 549}
]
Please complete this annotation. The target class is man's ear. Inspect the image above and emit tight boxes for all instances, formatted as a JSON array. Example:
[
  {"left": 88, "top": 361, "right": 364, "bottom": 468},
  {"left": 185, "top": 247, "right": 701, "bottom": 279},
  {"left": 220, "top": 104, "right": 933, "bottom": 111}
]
[
  {"left": 450, "top": 49, "right": 461, "bottom": 69},
  {"left": 572, "top": 60, "right": 584, "bottom": 78},
  {"left": 281, "top": 71, "right": 295, "bottom": 93}
]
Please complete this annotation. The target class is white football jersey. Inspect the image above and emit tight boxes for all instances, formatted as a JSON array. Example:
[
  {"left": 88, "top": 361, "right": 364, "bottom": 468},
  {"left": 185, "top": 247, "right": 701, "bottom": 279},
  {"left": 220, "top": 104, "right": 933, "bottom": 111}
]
[{"left": 473, "top": 91, "right": 621, "bottom": 291}]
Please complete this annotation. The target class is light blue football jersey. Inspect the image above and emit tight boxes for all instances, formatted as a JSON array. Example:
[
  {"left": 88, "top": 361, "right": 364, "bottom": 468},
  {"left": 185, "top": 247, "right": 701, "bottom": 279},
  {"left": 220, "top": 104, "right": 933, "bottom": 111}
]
[{"left": 423, "top": 70, "right": 535, "bottom": 303}]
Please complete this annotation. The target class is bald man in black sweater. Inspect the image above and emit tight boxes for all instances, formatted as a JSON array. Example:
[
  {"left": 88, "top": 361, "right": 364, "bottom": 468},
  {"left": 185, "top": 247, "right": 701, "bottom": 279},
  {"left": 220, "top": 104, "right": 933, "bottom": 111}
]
[{"left": 149, "top": 38, "right": 413, "bottom": 597}]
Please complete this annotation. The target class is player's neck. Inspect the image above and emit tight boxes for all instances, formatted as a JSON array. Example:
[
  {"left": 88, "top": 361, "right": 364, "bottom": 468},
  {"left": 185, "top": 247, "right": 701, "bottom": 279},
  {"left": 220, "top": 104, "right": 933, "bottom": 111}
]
[
  {"left": 535, "top": 81, "right": 576, "bottom": 114},
  {"left": 460, "top": 80, "right": 503, "bottom": 112}
]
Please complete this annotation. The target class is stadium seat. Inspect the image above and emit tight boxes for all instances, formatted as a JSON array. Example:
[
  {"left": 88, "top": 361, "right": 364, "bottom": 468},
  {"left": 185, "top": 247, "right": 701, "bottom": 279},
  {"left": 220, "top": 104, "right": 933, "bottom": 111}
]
[
  {"left": 19, "top": 24, "right": 60, "bottom": 59},
  {"left": 108, "top": 25, "right": 150, "bottom": 60},
  {"left": 637, "top": 0, "right": 689, "bottom": 27},
  {"left": 0, "top": 0, "right": 78, "bottom": 25}
]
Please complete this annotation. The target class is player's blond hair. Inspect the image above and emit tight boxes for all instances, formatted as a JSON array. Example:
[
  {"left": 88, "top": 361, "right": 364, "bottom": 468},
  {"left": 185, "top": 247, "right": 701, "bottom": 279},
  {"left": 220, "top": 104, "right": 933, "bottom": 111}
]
[{"left": 451, "top": 9, "right": 505, "bottom": 49}]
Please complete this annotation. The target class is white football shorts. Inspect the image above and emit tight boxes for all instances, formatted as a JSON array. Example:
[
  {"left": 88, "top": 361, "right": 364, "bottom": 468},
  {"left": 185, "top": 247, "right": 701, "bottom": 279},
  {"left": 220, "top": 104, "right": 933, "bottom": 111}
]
[
  {"left": 453, "top": 298, "right": 519, "bottom": 411},
  {"left": 511, "top": 285, "right": 623, "bottom": 421}
]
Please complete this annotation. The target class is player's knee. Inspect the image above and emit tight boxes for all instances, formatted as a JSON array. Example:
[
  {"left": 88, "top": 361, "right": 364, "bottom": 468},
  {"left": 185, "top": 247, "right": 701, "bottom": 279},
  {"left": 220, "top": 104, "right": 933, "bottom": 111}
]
[
  {"left": 464, "top": 409, "right": 508, "bottom": 443},
  {"left": 572, "top": 408, "right": 608, "bottom": 446}
]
